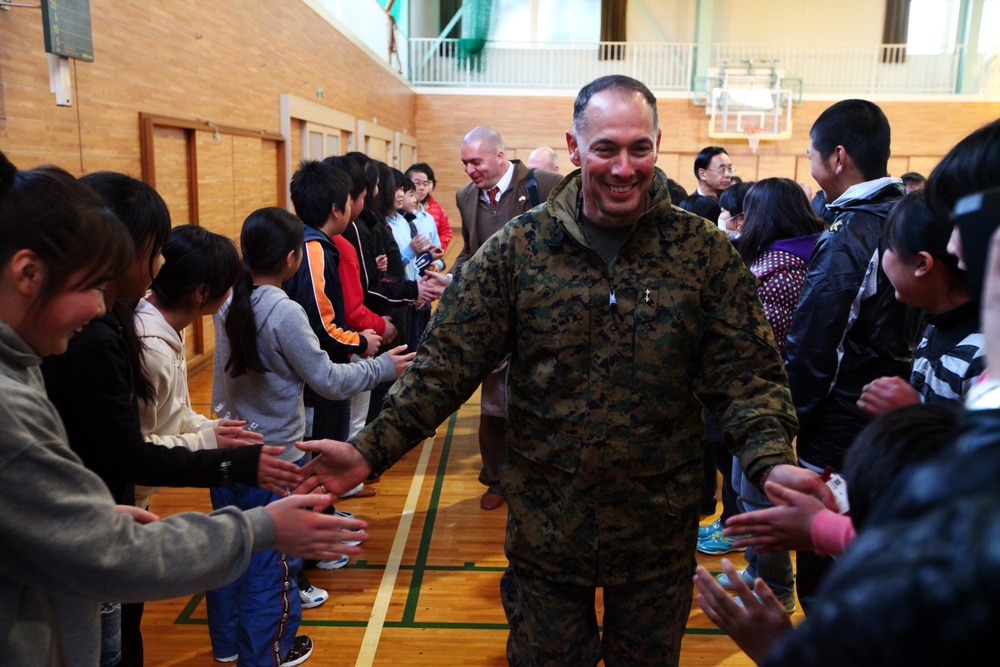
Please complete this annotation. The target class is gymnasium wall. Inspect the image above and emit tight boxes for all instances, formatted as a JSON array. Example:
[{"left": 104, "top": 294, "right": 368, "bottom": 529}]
[
  {"left": 1, "top": 0, "right": 415, "bottom": 367},
  {"left": 416, "top": 93, "right": 1000, "bottom": 219},
  {"left": 0, "top": 0, "right": 416, "bottom": 179},
  {"left": 628, "top": 0, "right": 882, "bottom": 45},
  {"left": 3, "top": 3, "right": 999, "bottom": 243}
]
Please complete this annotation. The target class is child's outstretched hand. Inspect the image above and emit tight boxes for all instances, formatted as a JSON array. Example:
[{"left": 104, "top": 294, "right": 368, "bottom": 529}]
[
  {"left": 256, "top": 445, "right": 305, "bottom": 494},
  {"left": 214, "top": 419, "right": 266, "bottom": 448},
  {"left": 409, "top": 234, "right": 430, "bottom": 253},
  {"left": 857, "top": 376, "right": 920, "bottom": 415},
  {"left": 694, "top": 558, "right": 793, "bottom": 665},
  {"left": 266, "top": 493, "right": 369, "bottom": 560},
  {"left": 381, "top": 316, "right": 397, "bottom": 344},
  {"left": 360, "top": 329, "right": 381, "bottom": 358},
  {"left": 385, "top": 344, "right": 416, "bottom": 377},
  {"left": 722, "top": 480, "right": 826, "bottom": 553}
]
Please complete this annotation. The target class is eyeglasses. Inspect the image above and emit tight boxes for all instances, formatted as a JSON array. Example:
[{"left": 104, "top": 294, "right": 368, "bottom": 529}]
[{"left": 705, "top": 166, "right": 736, "bottom": 176}]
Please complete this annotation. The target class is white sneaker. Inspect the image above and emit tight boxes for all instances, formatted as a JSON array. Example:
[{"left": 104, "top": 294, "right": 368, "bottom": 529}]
[
  {"left": 332, "top": 508, "right": 363, "bottom": 546},
  {"left": 214, "top": 655, "right": 238, "bottom": 664},
  {"left": 717, "top": 568, "right": 756, "bottom": 591},
  {"left": 298, "top": 585, "right": 329, "bottom": 609},
  {"left": 315, "top": 555, "right": 349, "bottom": 570}
]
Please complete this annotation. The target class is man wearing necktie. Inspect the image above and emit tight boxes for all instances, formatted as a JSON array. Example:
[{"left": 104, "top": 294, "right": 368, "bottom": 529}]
[{"left": 453, "top": 126, "right": 561, "bottom": 510}]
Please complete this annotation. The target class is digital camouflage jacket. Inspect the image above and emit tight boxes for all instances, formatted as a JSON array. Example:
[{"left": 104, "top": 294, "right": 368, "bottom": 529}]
[{"left": 354, "top": 167, "right": 797, "bottom": 586}]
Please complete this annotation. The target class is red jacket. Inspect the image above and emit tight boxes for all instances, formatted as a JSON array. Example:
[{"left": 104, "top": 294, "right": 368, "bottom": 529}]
[
  {"left": 424, "top": 195, "right": 452, "bottom": 252},
  {"left": 332, "top": 234, "right": 385, "bottom": 335}
]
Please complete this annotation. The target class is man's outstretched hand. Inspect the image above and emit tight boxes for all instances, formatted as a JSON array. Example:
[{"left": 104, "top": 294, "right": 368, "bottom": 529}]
[{"left": 294, "top": 439, "right": 374, "bottom": 500}]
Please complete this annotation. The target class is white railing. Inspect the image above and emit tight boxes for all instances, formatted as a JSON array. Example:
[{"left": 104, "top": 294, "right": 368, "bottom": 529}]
[
  {"left": 408, "top": 39, "right": 695, "bottom": 91},
  {"left": 981, "top": 49, "right": 1000, "bottom": 94},
  {"left": 312, "top": 0, "right": 408, "bottom": 74},
  {"left": 407, "top": 38, "right": 982, "bottom": 94},
  {"left": 711, "top": 44, "right": 963, "bottom": 94}
]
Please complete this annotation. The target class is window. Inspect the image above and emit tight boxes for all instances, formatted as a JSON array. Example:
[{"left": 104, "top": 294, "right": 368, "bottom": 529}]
[
  {"left": 491, "top": 0, "right": 600, "bottom": 44},
  {"left": 906, "top": 0, "right": 961, "bottom": 55},
  {"left": 979, "top": 0, "right": 999, "bottom": 54}
]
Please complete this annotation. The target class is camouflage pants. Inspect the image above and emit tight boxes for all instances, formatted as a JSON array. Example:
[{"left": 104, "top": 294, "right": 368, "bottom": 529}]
[{"left": 501, "top": 564, "right": 690, "bottom": 667}]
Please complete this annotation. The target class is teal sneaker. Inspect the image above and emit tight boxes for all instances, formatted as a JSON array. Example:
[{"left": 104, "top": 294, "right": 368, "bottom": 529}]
[
  {"left": 698, "top": 518, "right": 722, "bottom": 540},
  {"left": 696, "top": 529, "right": 746, "bottom": 555},
  {"left": 716, "top": 568, "right": 756, "bottom": 590}
]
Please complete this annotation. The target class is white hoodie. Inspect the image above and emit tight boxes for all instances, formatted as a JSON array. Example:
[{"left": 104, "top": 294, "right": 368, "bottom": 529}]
[{"left": 134, "top": 299, "right": 219, "bottom": 506}]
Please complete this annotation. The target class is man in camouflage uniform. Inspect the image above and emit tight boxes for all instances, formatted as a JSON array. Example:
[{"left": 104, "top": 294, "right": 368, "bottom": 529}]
[{"left": 301, "top": 75, "right": 828, "bottom": 666}]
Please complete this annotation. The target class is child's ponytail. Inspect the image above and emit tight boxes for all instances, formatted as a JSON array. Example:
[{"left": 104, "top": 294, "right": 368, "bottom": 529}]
[
  {"left": 224, "top": 207, "right": 304, "bottom": 378},
  {"left": 224, "top": 254, "right": 265, "bottom": 377}
]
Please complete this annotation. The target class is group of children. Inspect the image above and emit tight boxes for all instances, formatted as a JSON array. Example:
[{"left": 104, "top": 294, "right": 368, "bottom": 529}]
[
  {"left": 0, "top": 148, "right": 385, "bottom": 667},
  {"left": 692, "top": 117, "right": 1000, "bottom": 665},
  {"left": 5, "top": 104, "right": 999, "bottom": 666},
  {"left": 0, "top": 145, "right": 464, "bottom": 667}
]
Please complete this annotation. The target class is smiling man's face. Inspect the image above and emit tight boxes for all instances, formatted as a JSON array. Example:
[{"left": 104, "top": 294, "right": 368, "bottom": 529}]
[{"left": 567, "top": 89, "right": 661, "bottom": 228}]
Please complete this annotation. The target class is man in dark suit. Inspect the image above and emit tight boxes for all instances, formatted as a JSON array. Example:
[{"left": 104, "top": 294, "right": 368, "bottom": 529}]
[{"left": 453, "top": 126, "right": 561, "bottom": 510}]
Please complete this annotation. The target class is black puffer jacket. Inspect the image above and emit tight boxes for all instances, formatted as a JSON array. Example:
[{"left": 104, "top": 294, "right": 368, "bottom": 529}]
[
  {"left": 785, "top": 179, "right": 923, "bottom": 470},
  {"left": 766, "top": 409, "right": 1000, "bottom": 666}
]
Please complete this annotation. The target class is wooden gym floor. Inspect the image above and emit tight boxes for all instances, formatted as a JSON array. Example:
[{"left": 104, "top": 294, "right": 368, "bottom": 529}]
[
  {"left": 141, "top": 231, "right": 797, "bottom": 665},
  {"left": 142, "top": 370, "right": 802, "bottom": 666}
]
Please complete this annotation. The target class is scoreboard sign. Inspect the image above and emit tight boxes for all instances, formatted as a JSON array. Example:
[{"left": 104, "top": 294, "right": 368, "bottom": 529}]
[{"left": 41, "top": 0, "right": 94, "bottom": 62}]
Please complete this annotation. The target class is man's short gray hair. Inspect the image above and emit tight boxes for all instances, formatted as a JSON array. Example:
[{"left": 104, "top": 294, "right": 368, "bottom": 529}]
[{"left": 572, "top": 75, "right": 658, "bottom": 135}]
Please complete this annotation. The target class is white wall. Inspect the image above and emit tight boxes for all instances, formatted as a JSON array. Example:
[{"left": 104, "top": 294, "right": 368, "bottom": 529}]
[
  {"left": 714, "top": 0, "right": 885, "bottom": 45},
  {"left": 628, "top": 0, "right": 696, "bottom": 43},
  {"left": 628, "top": 0, "right": 886, "bottom": 46}
]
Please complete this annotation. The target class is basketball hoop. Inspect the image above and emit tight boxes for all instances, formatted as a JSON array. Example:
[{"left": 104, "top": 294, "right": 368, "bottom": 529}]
[{"left": 744, "top": 127, "right": 762, "bottom": 154}]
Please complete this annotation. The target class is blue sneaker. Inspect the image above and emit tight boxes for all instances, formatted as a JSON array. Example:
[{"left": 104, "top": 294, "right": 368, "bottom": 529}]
[
  {"left": 698, "top": 518, "right": 722, "bottom": 540},
  {"left": 697, "top": 529, "right": 746, "bottom": 555}
]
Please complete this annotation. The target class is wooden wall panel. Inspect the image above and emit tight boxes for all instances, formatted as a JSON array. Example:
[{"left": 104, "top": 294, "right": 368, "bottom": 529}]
[
  {"left": 676, "top": 152, "right": 701, "bottom": 194},
  {"left": 887, "top": 157, "right": 910, "bottom": 183},
  {"left": 262, "top": 140, "right": 282, "bottom": 208},
  {"left": 2, "top": 0, "right": 415, "bottom": 176},
  {"left": 906, "top": 156, "right": 941, "bottom": 179},
  {"left": 233, "top": 135, "right": 266, "bottom": 233},
  {"left": 795, "top": 156, "right": 817, "bottom": 193},
  {"left": 196, "top": 133, "right": 238, "bottom": 240},
  {"left": 756, "top": 154, "right": 798, "bottom": 182},
  {"left": 657, "top": 154, "right": 682, "bottom": 190},
  {"left": 153, "top": 127, "right": 192, "bottom": 226}
]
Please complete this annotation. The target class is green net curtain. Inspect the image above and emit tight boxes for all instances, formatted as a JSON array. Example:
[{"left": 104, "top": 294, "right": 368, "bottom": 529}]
[{"left": 457, "top": 0, "right": 494, "bottom": 72}]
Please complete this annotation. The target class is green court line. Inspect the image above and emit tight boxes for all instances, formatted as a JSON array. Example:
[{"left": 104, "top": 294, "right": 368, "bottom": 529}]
[
  {"left": 400, "top": 410, "right": 457, "bottom": 623},
  {"left": 170, "top": 408, "right": 728, "bottom": 638},
  {"left": 341, "top": 561, "right": 507, "bottom": 572},
  {"left": 173, "top": 615, "right": 726, "bottom": 635}
]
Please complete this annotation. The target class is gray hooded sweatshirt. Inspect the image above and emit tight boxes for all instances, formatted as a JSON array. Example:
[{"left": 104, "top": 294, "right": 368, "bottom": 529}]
[
  {"left": 0, "top": 320, "right": 273, "bottom": 667},
  {"left": 212, "top": 284, "right": 395, "bottom": 461}
]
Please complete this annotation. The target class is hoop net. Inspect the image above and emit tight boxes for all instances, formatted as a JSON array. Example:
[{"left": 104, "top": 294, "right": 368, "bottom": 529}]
[{"left": 744, "top": 127, "right": 762, "bottom": 154}]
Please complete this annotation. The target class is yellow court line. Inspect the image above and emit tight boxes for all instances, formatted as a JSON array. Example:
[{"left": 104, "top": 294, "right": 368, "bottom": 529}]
[{"left": 355, "top": 435, "right": 436, "bottom": 667}]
